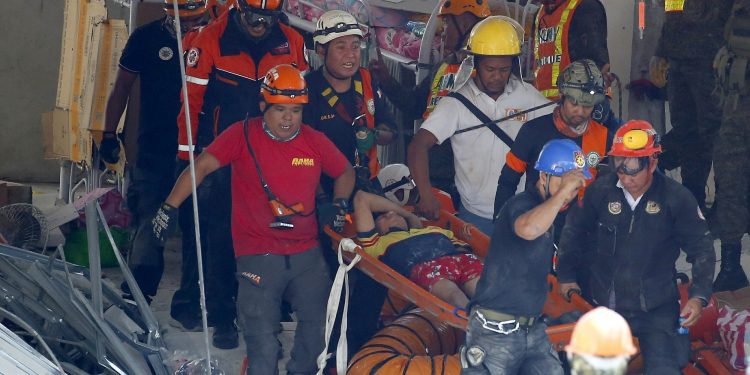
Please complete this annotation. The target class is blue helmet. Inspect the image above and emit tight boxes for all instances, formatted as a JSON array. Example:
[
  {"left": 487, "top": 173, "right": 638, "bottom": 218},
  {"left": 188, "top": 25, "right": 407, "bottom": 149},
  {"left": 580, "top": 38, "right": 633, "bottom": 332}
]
[{"left": 534, "top": 139, "right": 592, "bottom": 179}]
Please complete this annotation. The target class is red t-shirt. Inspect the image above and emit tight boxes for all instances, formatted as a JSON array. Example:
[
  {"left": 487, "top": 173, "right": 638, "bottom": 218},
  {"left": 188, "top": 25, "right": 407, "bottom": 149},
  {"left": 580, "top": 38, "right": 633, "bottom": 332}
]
[{"left": 205, "top": 118, "right": 348, "bottom": 256}]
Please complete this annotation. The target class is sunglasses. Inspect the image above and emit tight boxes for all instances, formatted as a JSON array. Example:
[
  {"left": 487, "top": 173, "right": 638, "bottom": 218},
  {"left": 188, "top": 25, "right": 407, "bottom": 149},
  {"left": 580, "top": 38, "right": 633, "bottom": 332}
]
[{"left": 610, "top": 156, "right": 650, "bottom": 176}]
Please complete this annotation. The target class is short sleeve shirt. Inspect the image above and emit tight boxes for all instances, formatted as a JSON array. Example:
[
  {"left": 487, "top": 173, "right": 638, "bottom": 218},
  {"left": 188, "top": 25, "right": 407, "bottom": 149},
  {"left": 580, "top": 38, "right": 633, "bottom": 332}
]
[
  {"left": 205, "top": 118, "right": 348, "bottom": 256},
  {"left": 420, "top": 77, "right": 552, "bottom": 219},
  {"left": 470, "top": 189, "right": 554, "bottom": 316},
  {"left": 119, "top": 17, "right": 182, "bottom": 164}
]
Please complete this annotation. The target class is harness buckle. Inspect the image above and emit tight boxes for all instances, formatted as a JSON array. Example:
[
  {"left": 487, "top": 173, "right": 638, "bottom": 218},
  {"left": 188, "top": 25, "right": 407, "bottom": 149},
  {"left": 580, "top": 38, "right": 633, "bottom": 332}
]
[{"left": 475, "top": 311, "right": 520, "bottom": 335}]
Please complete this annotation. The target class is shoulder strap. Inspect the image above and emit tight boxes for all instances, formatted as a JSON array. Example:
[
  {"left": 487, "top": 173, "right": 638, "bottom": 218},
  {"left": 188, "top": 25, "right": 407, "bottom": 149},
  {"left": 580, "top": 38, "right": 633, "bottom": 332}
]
[{"left": 447, "top": 92, "right": 514, "bottom": 147}]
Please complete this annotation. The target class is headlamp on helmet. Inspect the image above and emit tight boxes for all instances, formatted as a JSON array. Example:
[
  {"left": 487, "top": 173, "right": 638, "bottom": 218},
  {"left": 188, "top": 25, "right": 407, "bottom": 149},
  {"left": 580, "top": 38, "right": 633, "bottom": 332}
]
[
  {"left": 314, "top": 10, "right": 366, "bottom": 45},
  {"left": 557, "top": 59, "right": 605, "bottom": 107},
  {"left": 261, "top": 64, "right": 309, "bottom": 104}
]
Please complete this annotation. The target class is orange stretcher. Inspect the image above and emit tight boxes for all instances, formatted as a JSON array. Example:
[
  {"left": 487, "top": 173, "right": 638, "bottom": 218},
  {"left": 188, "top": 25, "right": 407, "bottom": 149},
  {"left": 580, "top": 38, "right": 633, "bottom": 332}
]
[{"left": 322, "top": 190, "right": 742, "bottom": 375}]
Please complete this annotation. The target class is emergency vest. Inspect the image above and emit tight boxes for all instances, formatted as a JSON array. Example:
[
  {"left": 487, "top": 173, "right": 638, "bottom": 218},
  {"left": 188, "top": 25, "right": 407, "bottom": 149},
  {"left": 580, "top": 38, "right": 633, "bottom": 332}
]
[
  {"left": 423, "top": 62, "right": 460, "bottom": 119},
  {"left": 319, "top": 68, "right": 380, "bottom": 177},
  {"left": 177, "top": 10, "right": 308, "bottom": 160},
  {"left": 533, "top": 0, "right": 580, "bottom": 100},
  {"left": 665, "top": 0, "right": 685, "bottom": 12}
]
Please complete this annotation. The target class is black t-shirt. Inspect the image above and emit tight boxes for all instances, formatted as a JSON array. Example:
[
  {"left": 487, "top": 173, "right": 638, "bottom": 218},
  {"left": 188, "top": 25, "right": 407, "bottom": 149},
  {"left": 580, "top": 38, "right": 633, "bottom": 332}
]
[
  {"left": 471, "top": 189, "right": 554, "bottom": 316},
  {"left": 303, "top": 68, "right": 393, "bottom": 194},
  {"left": 119, "top": 17, "right": 182, "bottom": 165}
]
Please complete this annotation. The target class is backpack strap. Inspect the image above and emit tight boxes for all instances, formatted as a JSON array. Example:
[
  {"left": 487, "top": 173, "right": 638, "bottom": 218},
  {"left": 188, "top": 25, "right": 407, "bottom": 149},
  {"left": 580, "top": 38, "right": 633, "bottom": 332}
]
[{"left": 447, "top": 92, "right": 514, "bottom": 148}]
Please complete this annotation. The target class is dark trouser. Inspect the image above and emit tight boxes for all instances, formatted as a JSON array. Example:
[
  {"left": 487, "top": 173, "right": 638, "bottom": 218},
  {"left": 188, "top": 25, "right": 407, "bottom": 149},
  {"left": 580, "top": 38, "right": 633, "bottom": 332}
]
[
  {"left": 125, "top": 161, "right": 176, "bottom": 297},
  {"left": 169, "top": 160, "right": 201, "bottom": 321},
  {"left": 462, "top": 312, "right": 563, "bottom": 375},
  {"left": 236, "top": 248, "right": 331, "bottom": 375},
  {"left": 663, "top": 58, "right": 722, "bottom": 206},
  {"left": 197, "top": 166, "right": 237, "bottom": 326},
  {"left": 619, "top": 302, "right": 689, "bottom": 375},
  {"left": 713, "top": 93, "right": 750, "bottom": 246}
]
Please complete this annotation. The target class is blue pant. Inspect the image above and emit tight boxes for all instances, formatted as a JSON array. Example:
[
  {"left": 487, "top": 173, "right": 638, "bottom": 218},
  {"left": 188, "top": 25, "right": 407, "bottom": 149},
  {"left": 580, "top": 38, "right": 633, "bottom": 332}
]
[
  {"left": 458, "top": 205, "right": 494, "bottom": 236},
  {"left": 462, "top": 312, "right": 563, "bottom": 375},
  {"left": 619, "top": 302, "right": 689, "bottom": 375}
]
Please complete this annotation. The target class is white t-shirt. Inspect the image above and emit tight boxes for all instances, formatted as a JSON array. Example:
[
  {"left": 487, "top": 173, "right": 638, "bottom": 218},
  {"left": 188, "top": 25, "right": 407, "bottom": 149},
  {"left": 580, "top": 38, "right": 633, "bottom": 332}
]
[{"left": 421, "top": 76, "right": 552, "bottom": 219}]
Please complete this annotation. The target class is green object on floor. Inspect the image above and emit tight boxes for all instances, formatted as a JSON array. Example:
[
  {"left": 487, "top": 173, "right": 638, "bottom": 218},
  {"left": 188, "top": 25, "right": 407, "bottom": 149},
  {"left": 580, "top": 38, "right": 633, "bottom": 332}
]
[{"left": 64, "top": 227, "right": 127, "bottom": 268}]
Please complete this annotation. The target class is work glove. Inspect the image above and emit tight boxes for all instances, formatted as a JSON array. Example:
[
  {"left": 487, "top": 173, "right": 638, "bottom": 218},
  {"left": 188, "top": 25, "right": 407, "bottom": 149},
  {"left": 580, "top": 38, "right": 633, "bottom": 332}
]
[
  {"left": 331, "top": 198, "right": 349, "bottom": 233},
  {"left": 648, "top": 56, "right": 669, "bottom": 88},
  {"left": 152, "top": 203, "right": 178, "bottom": 245},
  {"left": 99, "top": 131, "right": 121, "bottom": 164}
]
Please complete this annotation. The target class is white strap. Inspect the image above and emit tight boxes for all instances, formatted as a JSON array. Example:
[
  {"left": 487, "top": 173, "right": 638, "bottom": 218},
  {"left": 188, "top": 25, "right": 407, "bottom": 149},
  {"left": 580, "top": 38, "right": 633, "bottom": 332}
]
[
  {"left": 186, "top": 75, "right": 209, "bottom": 85},
  {"left": 178, "top": 144, "right": 196, "bottom": 152},
  {"left": 316, "top": 238, "right": 361, "bottom": 375}
]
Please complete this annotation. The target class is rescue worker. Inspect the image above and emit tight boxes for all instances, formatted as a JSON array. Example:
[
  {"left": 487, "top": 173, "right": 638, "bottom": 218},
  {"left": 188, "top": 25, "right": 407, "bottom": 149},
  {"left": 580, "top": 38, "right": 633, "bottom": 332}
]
[
  {"left": 98, "top": 0, "right": 208, "bottom": 323},
  {"left": 650, "top": 0, "right": 732, "bottom": 208},
  {"left": 494, "top": 59, "right": 611, "bottom": 219},
  {"left": 154, "top": 65, "right": 355, "bottom": 374},
  {"left": 369, "top": 0, "right": 489, "bottom": 204},
  {"left": 304, "top": 10, "right": 395, "bottom": 197},
  {"left": 408, "top": 16, "right": 552, "bottom": 235},
  {"left": 462, "top": 139, "right": 588, "bottom": 374},
  {"left": 566, "top": 307, "right": 636, "bottom": 375},
  {"left": 557, "top": 120, "right": 715, "bottom": 374},
  {"left": 532, "top": 0, "right": 616, "bottom": 129},
  {"left": 175, "top": 0, "right": 309, "bottom": 348},
  {"left": 711, "top": 0, "right": 750, "bottom": 292}
]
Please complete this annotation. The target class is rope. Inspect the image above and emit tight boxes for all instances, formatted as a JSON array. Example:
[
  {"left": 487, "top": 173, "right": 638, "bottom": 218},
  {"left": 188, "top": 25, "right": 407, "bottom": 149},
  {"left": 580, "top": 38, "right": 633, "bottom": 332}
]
[
  {"left": 170, "top": 0, "right": 213, "bottom": 369},
  {"left": 316, "top": 238, "right": 362, "bottom": 374}
]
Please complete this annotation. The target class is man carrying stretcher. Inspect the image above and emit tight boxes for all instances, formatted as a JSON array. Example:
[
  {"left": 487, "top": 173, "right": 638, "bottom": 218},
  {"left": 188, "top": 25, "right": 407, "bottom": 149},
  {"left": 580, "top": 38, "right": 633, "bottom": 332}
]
[{"left": 353, "top": 189, "right": 482, "bottom": 308}]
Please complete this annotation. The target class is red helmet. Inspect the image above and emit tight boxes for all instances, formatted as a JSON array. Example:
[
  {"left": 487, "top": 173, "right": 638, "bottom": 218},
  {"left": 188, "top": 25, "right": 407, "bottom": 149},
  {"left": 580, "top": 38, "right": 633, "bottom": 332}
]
[
  {"left": 608, "top": 120, "right": 662, "bottom": 158},
  {"left": 207, "top": 0, "right": 235, "bottom": 19},
  {"left": 163, "top": 0, "right": 208, "bottom": 17},
  {"left": 237, "top": 0, "right": 283, "bottom": 12},
  {"left": 261, "top": 64, "right": 308, "bottom": 104}
]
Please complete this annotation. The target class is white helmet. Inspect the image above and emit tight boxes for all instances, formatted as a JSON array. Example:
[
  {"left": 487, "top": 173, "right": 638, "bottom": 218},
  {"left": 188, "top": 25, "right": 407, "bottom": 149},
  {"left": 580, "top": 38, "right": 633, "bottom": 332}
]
[
  {"left": 377, "top": 164, "right": 417, "bottom": 206},
  {"left": 313, "top": 10, "right": 364, "bottom": 45}
]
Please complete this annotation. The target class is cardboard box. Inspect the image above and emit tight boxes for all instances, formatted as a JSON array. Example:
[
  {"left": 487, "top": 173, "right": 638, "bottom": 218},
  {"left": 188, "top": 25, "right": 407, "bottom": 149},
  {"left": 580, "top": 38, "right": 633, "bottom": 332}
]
[
  {"left": 715, "top": 286, "right": 750, "bottom": 310},
  {"left": 0, "top": 181, "right": 33, "bottom": 207},
  {"left": 42, "top": 108, "right": 72, "bottom": 159}
]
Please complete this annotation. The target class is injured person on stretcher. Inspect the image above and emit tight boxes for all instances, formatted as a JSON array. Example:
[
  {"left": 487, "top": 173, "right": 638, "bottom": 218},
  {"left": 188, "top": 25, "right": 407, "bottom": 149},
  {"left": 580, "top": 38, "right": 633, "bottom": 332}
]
[{"left": 353, "top": 190, "right": 482, "bottom": 308}]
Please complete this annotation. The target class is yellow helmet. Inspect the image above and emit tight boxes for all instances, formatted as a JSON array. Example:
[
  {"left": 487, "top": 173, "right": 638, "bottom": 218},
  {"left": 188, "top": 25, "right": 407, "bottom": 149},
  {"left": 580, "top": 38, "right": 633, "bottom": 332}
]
[
  {"left": 566, "top": 307, "right": 637, "bottom": 357},
  {"left": 465, "top": 16, "right": 524, "bottom": 56}
]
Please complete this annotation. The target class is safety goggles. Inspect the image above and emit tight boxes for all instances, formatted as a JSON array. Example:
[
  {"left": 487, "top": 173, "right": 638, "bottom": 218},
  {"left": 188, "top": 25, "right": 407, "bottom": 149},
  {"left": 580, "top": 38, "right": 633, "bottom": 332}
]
[
  {"left": 261, "top": 83, "right": 308, "bottom": 98},
  {"left": 313, "top": 22, "right": 369, "bottom": 38},
  {"left": 383, "top": 176, "right": 416, "bottom": 194},
  {"left": 241, "top": 9, "right": 280, "bottom": 28},
  {"left": 610, "top": 156, "right": 650, "bottom": 176}
]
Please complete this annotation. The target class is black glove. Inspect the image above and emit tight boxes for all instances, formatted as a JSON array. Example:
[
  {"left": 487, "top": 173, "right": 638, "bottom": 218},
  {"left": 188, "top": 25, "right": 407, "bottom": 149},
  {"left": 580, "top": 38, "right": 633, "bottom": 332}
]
[
  {"left": 331, "top": 198, "right": 349, "bottom": 233},
  {"left": 152, "top": 203, "right": 178, "bottom": 245},
  {"left": 99, "top": 131, "right": 121, "bottom": 164}
]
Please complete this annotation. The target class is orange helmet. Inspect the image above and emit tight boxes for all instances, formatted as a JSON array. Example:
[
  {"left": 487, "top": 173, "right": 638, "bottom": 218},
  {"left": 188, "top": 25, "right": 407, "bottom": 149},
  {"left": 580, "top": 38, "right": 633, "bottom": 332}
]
[
  {"left": 608, "top": 120, "right": 662, "bottom": 158},
  {"left": 164, "top": 0, "right": 208, "bottom": 17},
  {"left": 261, "top": 65, "right": 308, "bottom": 104},
  {"left": 206, "top": 0, "right": 235, "bottom": 19},
  {"left": 438, "top": 0, "right": 490, "bottom": 18},
  {"left": 566, "top": 307, "right": 637, "bottom": 357},
  {"left": 237, "top": 0, "right": 283, "bottom": 12}
]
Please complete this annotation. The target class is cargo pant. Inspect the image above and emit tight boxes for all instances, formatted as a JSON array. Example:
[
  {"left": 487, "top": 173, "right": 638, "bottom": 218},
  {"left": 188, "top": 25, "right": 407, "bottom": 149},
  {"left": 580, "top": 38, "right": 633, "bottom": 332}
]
[
  {"left": 236, "top": 247, "right": 331, "bottom": 375},
  {"left": 712, "top": 93, "right": 750, "bottom": 246},
  {"left": 662, "top": 58, "right": 722, "bottom": 206}
]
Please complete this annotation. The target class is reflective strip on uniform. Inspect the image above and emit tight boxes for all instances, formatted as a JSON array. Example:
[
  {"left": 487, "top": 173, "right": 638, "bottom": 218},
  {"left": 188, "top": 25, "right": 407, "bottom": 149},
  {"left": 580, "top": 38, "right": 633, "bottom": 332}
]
[
  {"left": 178, "top": 145, "right": 196, "bottom": 151},
  {"left": 186, "top": 76, "right": 209, "bottom": 85},
  {"left": 665, "top": 0, "right": 685, "bottom": 12},
  {"left": 551, "top": 0, "right": 579, "bottom": 92}
]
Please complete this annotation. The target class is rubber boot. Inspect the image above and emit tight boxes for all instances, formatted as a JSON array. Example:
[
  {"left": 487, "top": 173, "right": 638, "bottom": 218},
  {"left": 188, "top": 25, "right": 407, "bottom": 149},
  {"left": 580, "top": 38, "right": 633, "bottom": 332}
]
[{"left": 714, "top": 243, "right": 750, "bottom": 292}]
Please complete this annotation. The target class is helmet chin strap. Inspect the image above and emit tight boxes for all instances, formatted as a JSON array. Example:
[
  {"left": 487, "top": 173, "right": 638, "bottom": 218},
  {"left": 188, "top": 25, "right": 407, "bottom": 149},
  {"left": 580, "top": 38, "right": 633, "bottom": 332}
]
[{"left": 263, "top": 120, "right": 300, "bottom": 142}]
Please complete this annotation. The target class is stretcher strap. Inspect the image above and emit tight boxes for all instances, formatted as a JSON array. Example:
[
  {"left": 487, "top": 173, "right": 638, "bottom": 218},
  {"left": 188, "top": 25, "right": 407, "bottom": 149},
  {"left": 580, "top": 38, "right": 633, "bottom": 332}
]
[{"left": 317, "top": 238, "right": 361, "bottom": 375}]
